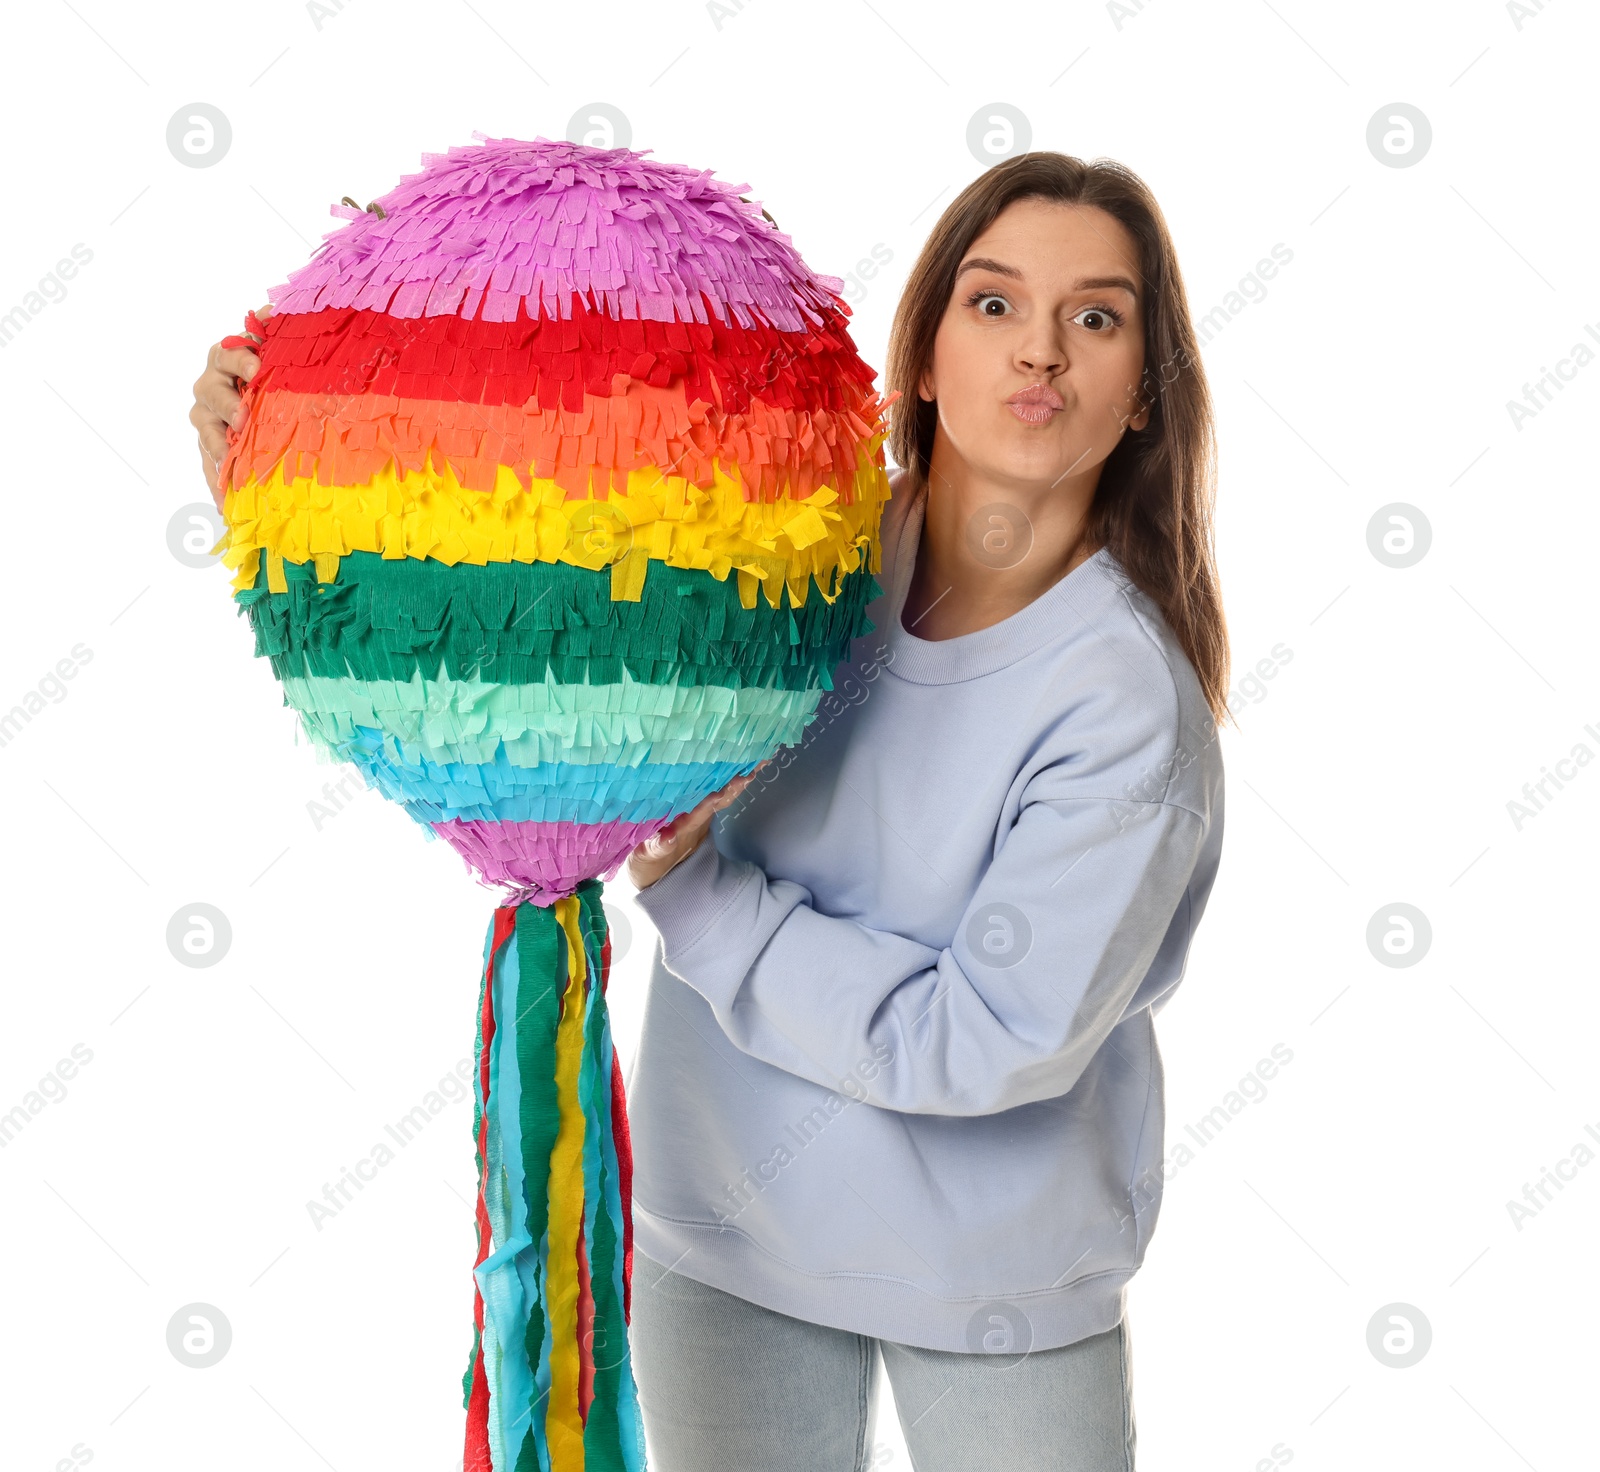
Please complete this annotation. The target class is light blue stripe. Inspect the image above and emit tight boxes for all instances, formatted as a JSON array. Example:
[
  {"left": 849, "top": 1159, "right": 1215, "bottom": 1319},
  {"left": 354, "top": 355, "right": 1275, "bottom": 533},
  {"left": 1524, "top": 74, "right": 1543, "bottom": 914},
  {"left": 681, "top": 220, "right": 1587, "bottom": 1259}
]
[
  {"left": 336, "top": 724, "right": 758, "bottom": 825},
  {"left": 473, "top": 930, "right": 547, "bottom": 1472}
]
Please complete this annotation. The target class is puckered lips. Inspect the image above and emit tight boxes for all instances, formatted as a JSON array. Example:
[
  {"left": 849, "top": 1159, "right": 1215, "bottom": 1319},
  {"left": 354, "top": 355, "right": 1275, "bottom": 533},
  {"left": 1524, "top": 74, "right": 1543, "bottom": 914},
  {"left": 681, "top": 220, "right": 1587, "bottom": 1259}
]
[{"left": 1006, "top": 381, "right": 1065, "bottom": 426}]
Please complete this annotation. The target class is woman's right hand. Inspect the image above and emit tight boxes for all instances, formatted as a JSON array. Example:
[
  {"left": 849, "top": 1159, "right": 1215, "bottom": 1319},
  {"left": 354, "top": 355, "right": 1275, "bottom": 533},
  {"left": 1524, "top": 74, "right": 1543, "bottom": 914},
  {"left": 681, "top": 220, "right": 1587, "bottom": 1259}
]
[{"left": 190, "top": 302, "right": 272, "bottom": 510}]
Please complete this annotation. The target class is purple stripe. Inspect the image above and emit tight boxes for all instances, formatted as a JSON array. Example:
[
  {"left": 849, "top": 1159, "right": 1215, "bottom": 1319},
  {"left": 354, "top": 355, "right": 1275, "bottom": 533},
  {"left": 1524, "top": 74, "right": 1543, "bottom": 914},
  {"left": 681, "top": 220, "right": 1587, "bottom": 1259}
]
[
  {"left": 271, "top": 136, "right": 843, "bottom": 332},
  {"left": 434, "top": 815, "right": 673, "bottom": 907}
]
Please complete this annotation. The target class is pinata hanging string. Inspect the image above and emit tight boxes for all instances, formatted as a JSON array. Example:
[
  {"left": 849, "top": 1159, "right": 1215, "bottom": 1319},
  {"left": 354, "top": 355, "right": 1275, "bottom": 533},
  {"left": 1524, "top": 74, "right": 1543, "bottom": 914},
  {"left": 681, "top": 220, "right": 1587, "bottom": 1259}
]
[{"left": 340, "top": 195, "right": 387, "bottom": 218}]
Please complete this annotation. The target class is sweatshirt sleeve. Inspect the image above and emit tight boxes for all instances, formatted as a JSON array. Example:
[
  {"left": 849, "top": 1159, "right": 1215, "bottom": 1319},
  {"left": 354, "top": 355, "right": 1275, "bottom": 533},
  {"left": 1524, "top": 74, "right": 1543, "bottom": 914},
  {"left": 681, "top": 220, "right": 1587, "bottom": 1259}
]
[{"left": 631, "top": 777, "right": 1210, "bottom": 1117}]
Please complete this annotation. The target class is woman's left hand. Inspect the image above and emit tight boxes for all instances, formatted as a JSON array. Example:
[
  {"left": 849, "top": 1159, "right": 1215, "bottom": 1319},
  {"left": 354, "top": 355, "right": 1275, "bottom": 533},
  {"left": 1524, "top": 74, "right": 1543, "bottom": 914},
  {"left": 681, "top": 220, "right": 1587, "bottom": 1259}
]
[{"left": 627, "top": 763, "right": 769, "bottom": 890}]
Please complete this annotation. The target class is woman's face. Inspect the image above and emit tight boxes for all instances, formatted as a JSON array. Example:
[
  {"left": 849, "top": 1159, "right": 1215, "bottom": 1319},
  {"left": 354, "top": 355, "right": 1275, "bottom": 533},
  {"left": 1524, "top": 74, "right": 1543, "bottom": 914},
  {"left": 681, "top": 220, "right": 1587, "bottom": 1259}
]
[{"left": 920, "top": 198, "right": 1150, "bottom": 494}]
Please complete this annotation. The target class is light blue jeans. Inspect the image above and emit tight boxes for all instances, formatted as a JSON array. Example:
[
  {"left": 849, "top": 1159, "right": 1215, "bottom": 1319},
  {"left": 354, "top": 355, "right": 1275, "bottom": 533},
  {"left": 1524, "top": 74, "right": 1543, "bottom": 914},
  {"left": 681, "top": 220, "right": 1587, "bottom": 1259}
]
[{"left": 628, "top": 1249, "right": 1137, "bottom": 1471}]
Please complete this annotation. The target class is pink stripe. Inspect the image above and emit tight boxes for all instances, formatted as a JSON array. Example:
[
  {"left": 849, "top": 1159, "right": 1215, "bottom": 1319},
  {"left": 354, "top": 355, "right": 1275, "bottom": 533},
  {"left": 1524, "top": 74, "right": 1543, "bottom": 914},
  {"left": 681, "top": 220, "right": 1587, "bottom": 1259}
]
[
  {"left": 270, "top": 136, "right": 843, "bottom": 332},
  {"left": 434, "top": 816, "right": 672, "bottom": 906}
]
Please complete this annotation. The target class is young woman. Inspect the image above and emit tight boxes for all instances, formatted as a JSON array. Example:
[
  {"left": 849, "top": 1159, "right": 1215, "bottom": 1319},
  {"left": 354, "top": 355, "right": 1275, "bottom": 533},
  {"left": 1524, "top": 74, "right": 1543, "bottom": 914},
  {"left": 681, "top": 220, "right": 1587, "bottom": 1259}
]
[{"left": 191, "top": 151, "right": 1227, "bottom": 1472}]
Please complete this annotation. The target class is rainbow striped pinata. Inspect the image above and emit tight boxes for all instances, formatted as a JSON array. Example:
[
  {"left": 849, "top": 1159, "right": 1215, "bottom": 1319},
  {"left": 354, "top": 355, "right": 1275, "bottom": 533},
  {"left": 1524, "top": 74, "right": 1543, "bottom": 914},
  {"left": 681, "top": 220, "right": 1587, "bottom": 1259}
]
[{"left": 212, "top": 135, "right": 892, "bottom": 1471}]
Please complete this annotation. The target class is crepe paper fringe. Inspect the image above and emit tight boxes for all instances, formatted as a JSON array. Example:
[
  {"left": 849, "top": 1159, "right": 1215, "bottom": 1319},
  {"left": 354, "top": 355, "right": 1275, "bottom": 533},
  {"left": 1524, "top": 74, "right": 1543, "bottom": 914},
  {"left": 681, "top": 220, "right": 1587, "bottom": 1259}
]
[
  {"left": 442, "top": 819, "right": 667, "bottom": 907},
  {"left": 217, "top": 451, "right": 889, "bottom": 602},
  {"left": 230, "top": 381, "right": 886, "bottom": 508},
  {"left": 466, "top": 891, "right": 644, "bottom": 1472},
  {"left": 220, "top": 295, "right": 884, "bottom": 489},
  {"left": 272, "top": 135, "right": 842, "bottom": 335},
  {"left": 241, "top": 294, "right": 877, "bottom": 414},
  {"left": 281, "top": 668, "right": 821, "bottom": 771},
  {"left": 237, "top": 550, "right": 882, "bottom": 693},
  {"left": 336, "top": 725, "right": 760, "bottom": 826}
]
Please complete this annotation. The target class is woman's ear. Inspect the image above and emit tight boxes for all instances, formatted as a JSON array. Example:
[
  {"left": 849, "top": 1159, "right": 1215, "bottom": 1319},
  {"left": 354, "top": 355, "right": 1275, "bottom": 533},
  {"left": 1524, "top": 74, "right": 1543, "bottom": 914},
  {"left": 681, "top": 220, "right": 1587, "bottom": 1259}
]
[
  {"left": 918, "top": 368, "right": 936, "bottom": 404},
  {"left": 1128, "top": 399, "right": 1151, "bottom": 432}
]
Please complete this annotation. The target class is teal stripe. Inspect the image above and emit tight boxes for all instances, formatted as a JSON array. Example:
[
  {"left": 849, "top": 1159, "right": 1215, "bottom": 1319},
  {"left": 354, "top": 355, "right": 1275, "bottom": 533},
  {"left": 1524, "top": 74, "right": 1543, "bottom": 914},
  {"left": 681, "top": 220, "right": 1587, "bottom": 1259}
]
[
  {"left": 496, "top": 930, "right": 544, "bottom": 1464},
  {"left": 576, "top": 886, "right": 619, "bottom": 1470},
  {"left": 482, "top": 930, "right": 512, "bottom": 1472},
  {"left": 576, "top": 882, "right": 640, "bottom": 1470},
  {"left": 338, "top": 728, "right": 755, "bottom": 826},
  {"left": 515, "top": 905, "right": 567, "bottom": 1472},
  {"left": 280, "top": 669, "right": 820, "bottom": 771}
]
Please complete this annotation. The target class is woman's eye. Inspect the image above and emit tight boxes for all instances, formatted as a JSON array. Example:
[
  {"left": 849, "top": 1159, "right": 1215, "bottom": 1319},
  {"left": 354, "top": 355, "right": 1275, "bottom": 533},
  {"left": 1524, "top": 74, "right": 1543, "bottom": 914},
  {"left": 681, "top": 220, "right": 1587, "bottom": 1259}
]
[
  {"left": 970, "top": 292, "right": 1012, "bottom": 317},
  {"left": 1075, "top": 306, "right": 1125, "bottom": 331}
]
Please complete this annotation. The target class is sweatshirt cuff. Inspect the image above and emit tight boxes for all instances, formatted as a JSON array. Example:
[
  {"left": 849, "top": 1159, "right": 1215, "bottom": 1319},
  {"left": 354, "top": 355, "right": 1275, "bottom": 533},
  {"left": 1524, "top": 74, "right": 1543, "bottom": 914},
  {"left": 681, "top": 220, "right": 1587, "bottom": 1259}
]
[{"left": 632, "top": 834, "right": 760, "bottom": 961}]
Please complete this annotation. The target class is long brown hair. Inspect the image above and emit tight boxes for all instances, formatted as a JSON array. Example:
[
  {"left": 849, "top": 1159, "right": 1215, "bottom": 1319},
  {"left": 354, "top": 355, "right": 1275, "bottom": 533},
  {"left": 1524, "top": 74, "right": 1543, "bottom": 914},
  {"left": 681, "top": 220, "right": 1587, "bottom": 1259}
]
[{"left": 884, "top": 151, "right": 1231, "bottom": 726}]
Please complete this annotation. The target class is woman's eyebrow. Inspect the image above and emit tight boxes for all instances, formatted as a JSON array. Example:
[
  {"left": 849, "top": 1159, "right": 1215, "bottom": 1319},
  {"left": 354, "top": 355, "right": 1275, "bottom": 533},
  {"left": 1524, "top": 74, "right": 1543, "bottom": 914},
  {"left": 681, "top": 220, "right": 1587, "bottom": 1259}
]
[
  {"left": 1075, "top": 274, "right": 1140, "bottom": 297},
  {"left": 953, "top": 258, "right": 1140, "bottom": 298},
  {"left": 954, "top": 256, "right": 1022, "bottom": 281}
]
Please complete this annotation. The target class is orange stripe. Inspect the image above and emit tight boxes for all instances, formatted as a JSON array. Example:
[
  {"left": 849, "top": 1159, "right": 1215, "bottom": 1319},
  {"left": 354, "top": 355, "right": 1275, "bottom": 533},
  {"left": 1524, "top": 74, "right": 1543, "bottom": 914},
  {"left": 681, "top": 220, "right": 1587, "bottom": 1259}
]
[{"left": 228, "top": 381, "right": 887, "bottom": 502}]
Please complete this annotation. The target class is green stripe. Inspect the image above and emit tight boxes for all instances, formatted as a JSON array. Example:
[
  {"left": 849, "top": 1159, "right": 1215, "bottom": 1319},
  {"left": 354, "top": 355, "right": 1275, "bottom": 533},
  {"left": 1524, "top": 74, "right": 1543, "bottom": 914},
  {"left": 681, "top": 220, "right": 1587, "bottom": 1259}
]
[
  {"left": 235, "top": 550, "right": 882, "bottom": 692},
  {"left": 578, "top": 881, "right": 626, "bottom": 1471}
]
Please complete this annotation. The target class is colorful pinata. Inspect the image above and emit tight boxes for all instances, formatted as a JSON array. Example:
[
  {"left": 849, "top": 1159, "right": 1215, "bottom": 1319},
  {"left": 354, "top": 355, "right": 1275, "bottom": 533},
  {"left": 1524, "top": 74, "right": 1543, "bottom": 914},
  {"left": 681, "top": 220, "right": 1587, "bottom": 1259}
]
[{"left": 213, "top": 134, "right": 893, "bottom": 1472}]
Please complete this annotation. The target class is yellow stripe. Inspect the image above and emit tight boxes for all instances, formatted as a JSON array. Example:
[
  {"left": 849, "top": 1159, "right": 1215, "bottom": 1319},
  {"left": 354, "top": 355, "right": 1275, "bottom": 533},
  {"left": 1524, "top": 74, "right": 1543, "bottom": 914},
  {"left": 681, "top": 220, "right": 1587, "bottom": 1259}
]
[
  {"left": 545, "top": 895, "right": 590, "bottom": 1471},
  {"left": 215, "top": 454, "right": 891, "bottom": 609}
]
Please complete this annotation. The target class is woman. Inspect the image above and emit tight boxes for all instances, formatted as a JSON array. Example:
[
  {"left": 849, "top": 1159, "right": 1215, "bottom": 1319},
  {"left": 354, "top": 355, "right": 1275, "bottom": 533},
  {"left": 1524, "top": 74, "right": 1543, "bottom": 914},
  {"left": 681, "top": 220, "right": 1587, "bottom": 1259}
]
[{"left": 191, "top": 151, "right": 1227, "bottom": 1472}]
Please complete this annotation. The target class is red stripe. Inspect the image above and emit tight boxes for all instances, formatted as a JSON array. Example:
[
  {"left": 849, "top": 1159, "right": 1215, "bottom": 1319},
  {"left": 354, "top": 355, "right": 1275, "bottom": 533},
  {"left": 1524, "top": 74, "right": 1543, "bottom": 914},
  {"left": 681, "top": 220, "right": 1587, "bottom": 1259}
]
[
  {"left": 575, "top": 937, "right": 597, "bottom": 1425},
  {"left": 464, "top": 907, "right": 519, "bottom": 1472},
  {"left": 250, "top": 293, "right": 877, "bottom": 415},
  {"left": 610, "top": 1048, "right": 635, "bottom": 1324},
  {"left": 598, "top": 927, "right": 635, "bottom": 1321},
  {"left": 576, "top": 1224, "right": 595, "bottom": 1423}
]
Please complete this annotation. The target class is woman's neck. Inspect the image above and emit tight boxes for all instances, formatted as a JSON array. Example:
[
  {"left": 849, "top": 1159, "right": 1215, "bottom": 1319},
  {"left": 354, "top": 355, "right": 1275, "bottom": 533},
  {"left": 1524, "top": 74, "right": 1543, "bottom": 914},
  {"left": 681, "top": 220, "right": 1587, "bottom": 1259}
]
[{"left": 900, "top": 459, "right": 1101, "bottom": 643}]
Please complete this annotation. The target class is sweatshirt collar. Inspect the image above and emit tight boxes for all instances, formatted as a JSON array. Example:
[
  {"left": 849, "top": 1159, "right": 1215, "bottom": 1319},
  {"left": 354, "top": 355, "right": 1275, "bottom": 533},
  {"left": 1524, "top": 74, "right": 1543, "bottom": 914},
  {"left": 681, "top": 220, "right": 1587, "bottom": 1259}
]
[{"left": 874, "top": 474, "right": 1123, "bottom": 686}]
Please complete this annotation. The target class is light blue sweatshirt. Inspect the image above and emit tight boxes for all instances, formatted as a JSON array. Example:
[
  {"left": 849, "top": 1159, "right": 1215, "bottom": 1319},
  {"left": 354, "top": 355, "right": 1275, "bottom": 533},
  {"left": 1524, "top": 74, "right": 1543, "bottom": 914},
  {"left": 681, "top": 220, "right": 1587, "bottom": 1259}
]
[{"left": 628, "top": 468, "right": 1226, "bottom": 1353}]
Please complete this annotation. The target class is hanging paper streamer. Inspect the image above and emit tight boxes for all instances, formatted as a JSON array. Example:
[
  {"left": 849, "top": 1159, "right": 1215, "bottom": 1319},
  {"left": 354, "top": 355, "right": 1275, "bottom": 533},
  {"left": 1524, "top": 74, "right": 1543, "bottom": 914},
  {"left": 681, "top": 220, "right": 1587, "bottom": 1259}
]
[{"left": 214, "top": 135, "right": 892, "bottom": 1471}]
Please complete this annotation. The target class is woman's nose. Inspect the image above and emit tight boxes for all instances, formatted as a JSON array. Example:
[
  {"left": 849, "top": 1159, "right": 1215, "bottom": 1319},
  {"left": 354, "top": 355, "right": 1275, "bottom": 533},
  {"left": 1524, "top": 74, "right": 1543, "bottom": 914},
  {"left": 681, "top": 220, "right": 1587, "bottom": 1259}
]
[{"left": 1018, "top": 351, "right": 1065, "bottom": 373}]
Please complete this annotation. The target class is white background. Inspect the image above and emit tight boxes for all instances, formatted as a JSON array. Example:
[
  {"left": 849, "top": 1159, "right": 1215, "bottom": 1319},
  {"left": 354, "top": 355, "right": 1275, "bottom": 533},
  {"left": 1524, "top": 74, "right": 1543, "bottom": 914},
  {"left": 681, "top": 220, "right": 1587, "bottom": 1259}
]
[{"left": 1, "top": 1, "right": 1595, "bottom": 1468}]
